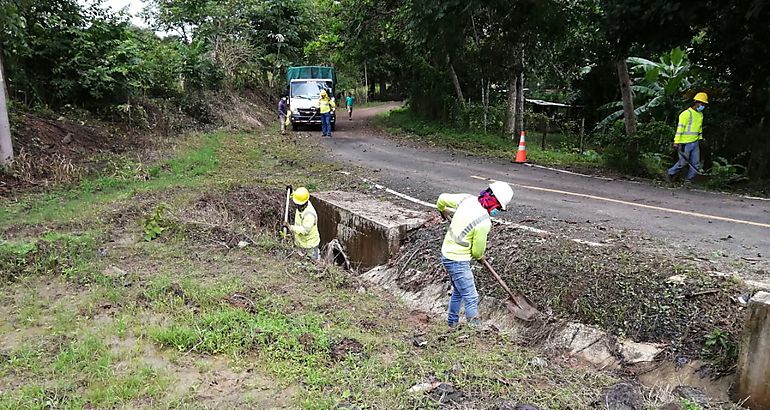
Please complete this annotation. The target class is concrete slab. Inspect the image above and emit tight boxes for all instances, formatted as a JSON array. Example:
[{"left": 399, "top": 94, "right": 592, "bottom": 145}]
[
  {"left": 313, "top": 191, "right": 431, "bottom": 270},
  {"left": 733, "top": 291, "right": 770, "bottom": 409}
]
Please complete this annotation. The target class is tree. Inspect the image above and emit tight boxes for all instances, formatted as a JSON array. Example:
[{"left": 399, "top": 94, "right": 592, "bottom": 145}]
[
  {"left": 597, "top": 47, "right": 692, "bottom": 128},
  {"left": 0, "top": 52, "right": 12, "bottom": 167}
]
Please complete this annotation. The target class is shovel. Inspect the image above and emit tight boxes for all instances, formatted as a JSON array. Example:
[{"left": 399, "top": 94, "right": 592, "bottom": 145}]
[
  {"left": 480, "top": 258, "right": 539, "bottom": 322},
  {"left": 282, "top": 185, "right": 292, "bottom": 236},
  {"left": 676, "top": 147, "right": 703, "bottom": 175}
]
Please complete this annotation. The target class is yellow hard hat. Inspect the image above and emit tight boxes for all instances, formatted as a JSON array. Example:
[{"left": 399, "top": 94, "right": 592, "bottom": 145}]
[
  {"left": 292, "top": 187, "right": 310, "bottom": 205},
  {"left": 693, "top": 92, "right": 709, "bottom": 104}
]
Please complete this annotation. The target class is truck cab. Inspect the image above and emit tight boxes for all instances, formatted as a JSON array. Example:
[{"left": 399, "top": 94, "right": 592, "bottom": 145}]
[{"left": 287, "top": 66, "right": 336, "bottom": 131}]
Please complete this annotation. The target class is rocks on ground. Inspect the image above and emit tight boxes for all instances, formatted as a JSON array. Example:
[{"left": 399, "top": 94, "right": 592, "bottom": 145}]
[{"left": 600, "top": 382, "right": 644, "bottom": 410}]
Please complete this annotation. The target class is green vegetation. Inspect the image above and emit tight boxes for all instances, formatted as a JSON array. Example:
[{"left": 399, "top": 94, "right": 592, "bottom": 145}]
[
  {"left": 140, "top": 204, "right": 171, "bottom": 241},
  {"left": 380, "top": 107, "right": 603, "bottom": 169},
  {"left": 0, "top": 127, "right": 619, "bottom": 408}
]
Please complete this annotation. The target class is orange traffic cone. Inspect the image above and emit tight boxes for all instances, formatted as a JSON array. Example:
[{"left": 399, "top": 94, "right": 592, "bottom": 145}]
[{"left": 513, "top": 131, "right": 527, "bottom": 163}]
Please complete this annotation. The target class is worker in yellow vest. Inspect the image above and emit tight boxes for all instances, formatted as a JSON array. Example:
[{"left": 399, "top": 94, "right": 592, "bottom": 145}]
[
  {"left": 318, "top": 89, "right": 336, "bottom": 138},
  {"left": 283, "top": 187, "right": 321, "bottom": 260},
  {"left": 667, "top": 92, "right": 708, "bottom": 185},
  {"left": 436, "top": 181, "right": 514, "bottom": 328}
]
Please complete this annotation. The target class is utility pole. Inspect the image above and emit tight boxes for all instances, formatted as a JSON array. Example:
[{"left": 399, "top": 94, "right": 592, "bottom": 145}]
[{"left": 0, "top": 50, "right": 13, "bottom": 167}]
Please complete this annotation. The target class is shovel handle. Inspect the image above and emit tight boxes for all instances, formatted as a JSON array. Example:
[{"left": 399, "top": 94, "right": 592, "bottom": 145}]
[
  {"left": 282, "top": 186, "right": 293, "bottom": 235},
  {"left": 480, "top": 258, "right": 524, "bottom": 309}
]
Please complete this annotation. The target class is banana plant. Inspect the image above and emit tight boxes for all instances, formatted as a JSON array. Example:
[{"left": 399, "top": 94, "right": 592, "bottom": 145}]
[{"left": 596, "top": 47, "right": 692, "bottom": 129}]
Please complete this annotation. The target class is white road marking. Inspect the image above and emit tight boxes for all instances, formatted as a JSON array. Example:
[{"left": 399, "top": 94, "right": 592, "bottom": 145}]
[
  {"left": 470, "top": 175, "right": 770, "bottom": 229},
  {"left": 358, "top": 174, "right": 607, "bottom": 247}
]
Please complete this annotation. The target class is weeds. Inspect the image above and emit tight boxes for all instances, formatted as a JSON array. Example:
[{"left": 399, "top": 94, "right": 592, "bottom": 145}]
[
  {"left": 140, "top": 204, "right": 171, "bottom": 241},
  {"left": 0, "top": 233, "right": 96, "bottom": 282},
  {"left": 378, "top": 108, "right": 602, "bottom": 168}
]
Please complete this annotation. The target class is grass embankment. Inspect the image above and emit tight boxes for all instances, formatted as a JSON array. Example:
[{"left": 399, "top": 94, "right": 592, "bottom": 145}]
[
  {"left": 1, "top": 127, "right": 619, "bottom": 408},
  {"left": 377, "top": 108, "right": 603, "bottom": 170}
]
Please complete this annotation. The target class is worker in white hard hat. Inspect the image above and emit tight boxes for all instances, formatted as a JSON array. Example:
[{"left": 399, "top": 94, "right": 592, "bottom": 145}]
[
  {"left": 436, "top": 181, "right": 514, "bottom": 328},
  {"left": 282, "top": 187, "right": 321, "bottom": 260},
  {"left": 667, "top": 92, "right": 709, "bottom": 185}
]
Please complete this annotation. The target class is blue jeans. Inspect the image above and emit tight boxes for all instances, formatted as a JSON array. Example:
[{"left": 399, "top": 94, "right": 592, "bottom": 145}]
[
  {"left": 321, "top": 113, "right": 332, "bottom": 136},
  {"left": 442, "top": 257, "right": 479, "bottom": 325},
  {"left": 668, "top": 141, "right": 700, "bottom": 181}
]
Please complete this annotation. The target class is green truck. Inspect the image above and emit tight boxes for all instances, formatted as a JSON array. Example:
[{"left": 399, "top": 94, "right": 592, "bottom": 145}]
[{"left": 287, "top": 66, "right": 337, "bottom": 131}]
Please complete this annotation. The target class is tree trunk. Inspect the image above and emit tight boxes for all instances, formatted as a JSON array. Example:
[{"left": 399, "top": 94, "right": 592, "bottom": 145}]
[
  {"left": 447, "top": 54, "right": 464, "bottom": 102},
  {"left": 506, "top": 74, "right": 518, "bottom": 139},
  {"left": 482, "top": 79, "right": 489, "bottom": 133},
  {"left": 364, "top": 62, "right": 369, "bottom": 104},
  {"left": 616, "top": 58, "right": 637, "bottom": 135},
  {"left": 369, "top": 80, "right": 376, "bottom": 99},
  {"left": 0, "top": 51, "right": 13, "bottom": 167},
  {"left": 515, "top": 67, "right": 525, "bottom": 138}
]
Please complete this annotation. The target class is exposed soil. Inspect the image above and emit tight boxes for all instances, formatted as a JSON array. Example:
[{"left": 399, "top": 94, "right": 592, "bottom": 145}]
[
  {"left": 0, "top": 114, "right": 142, "bottom": 195},
  {"left": 174, "top": 186, "right": 286, "bottom": 248},
  {"left": 392, "top": 222, "right": 749, "bottom": 371},
  {"left": 330, "top": 337, "right": 364, "bottom": 361}
]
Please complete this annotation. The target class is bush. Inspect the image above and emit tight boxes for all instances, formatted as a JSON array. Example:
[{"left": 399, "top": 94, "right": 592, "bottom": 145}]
[
  {"left": 706, "top": 157, "right": 748, "bottom": 189},
  {"left": 598, "top": 120, "right": 675, "bottom": 176}
]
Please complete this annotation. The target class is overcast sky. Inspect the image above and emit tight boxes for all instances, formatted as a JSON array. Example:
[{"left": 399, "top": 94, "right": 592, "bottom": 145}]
[{"left": 80, "top": 0, "right": 149, "bottom": 27}]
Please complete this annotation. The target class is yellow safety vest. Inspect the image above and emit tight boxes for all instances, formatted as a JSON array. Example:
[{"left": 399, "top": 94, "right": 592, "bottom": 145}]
[
  {"left": 319, "top": 97, "right": 336, "bottom": 114},
  {"left": 674, "top": 108, "right": 703, "bottom": 144},
  {"left": 290, "top": 202, "right": 320, "bottom": 249},
  {"left": 436, "top": 194, "right": 491, "bottom": 261}
]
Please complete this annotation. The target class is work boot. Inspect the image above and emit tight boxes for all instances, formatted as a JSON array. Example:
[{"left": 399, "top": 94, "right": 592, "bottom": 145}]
[
  {"left": 683, "top": 179, "right": 693, "bottom": 188},
  {"left": 467, "top": 317, "right": 481, "bottom": 328},
  {"left": 447, "top": 322, "right": 459, "bottom": 331}
]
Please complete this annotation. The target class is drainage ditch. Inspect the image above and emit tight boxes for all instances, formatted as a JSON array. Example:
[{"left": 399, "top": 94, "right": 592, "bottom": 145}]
[{"left": 310, "top": 190, "right": 765, "bottom": 406}]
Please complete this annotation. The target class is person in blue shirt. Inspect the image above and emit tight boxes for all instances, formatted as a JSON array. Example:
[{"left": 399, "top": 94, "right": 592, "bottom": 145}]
[{"left": 346, "top": 94, "right": 355, "bottom": 120}]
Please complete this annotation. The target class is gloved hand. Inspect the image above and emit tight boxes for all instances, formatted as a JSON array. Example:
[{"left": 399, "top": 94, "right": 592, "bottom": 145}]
[
  {"left": 672, "top": 143, "right": 680, "bottom": 150},
  {"left": 439, "top": 210, "right": 449, "bottom": 221}
]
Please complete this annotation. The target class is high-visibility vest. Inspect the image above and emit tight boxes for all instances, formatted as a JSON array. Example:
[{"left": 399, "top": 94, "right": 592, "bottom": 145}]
[
  {"left": 437, "top": 193, "right": 491, "bottom": 261},
  {"left": 291, "top": 202, "right": 320, "bottom": 249},
  {"left": 674, "top": 108, "right": 703, "bottom": 144},
  {"left": 319, "top": 97, "right": 336, "bottom": 114}
]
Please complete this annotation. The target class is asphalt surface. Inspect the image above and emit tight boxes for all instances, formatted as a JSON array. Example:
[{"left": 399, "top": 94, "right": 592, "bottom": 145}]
[{"left": 320, "top": 104, "right": 770, "bottom": 278}]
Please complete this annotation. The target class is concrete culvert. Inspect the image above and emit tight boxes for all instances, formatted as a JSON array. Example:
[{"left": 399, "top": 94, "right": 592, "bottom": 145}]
[{"left": 323, "top": 239, "right": 351, "bottom": 270}]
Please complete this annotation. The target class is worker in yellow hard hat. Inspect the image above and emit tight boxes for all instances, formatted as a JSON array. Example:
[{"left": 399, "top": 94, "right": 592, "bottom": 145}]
[
  {"left": 318, "top": 89, "right": 336, "bottom": 138},
  {"left": 667, "top": 92, "right": 708, "bottom": 185},
  {"left": 282, "top": 187, "right": 321, "bottom": 260}
]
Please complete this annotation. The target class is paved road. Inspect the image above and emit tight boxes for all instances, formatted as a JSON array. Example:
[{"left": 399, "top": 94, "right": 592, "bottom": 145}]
[{"left": 321, "top": 104, "right": 770, "bottom": 276}]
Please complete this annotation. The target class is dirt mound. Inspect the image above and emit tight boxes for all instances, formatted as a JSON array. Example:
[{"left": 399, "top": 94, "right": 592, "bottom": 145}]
[
  {"left": 225, "top": 291, "right": 258, "bottom": 314},
  {"left": 0, "top": 114, "right": 138, "bottom": 195},
  {"left": 330, "top": 338, "right": 364, "bottom": 361},
  {"left": 176, "top": 187, "right": 286, "bottom": 247},
  {"left": 221, "top": 187, "right": 285, "bottom": 229},
  {"left": 393, "top": 223, "right": 748, "bottom": 370}
]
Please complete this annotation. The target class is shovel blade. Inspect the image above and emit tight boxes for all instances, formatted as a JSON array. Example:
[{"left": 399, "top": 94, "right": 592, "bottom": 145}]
[{"left": 504, "top": 294, "right": 539, "bottom": 322}]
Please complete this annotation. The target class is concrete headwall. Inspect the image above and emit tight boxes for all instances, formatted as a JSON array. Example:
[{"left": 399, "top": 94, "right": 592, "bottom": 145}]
[
  {"left": 312, "top": 191, "right": 430, "bottom": 271},
  {"left": 733, "top": 291, "right": 770, "bottom": 409}
]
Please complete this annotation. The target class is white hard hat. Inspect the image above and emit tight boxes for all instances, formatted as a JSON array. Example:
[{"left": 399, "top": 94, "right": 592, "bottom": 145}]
[{"left": 489, "top": 181, "right": 513, "bottom": 210}]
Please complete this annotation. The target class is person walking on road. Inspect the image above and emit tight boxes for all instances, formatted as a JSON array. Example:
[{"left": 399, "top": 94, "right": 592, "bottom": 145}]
[
  {"left": 283, "top": 187, "right": 321, "bottom": 261},
  {"left": 436, "top": 181, "right": 514, "bottom": 328},
  {"left": 667, "top": 92, "right": 708, "bottom": 185},
  {"left": 278, "top": 96, "right": 289, "bottom": 135},
  {"left": 346, "top": 94, "right": 355, "bottom": 120},
  {"left": 318, "top": 89, "right": 336, "bottom": 137}
]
